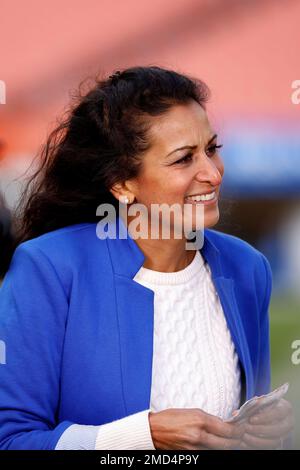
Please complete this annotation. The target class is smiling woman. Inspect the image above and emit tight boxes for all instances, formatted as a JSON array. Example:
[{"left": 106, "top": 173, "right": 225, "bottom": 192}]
[{"left": 0, "top": 65, "right": 294, "bottom": 450}]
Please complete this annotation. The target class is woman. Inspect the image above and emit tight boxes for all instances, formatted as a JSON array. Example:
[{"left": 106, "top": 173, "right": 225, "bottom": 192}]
[{"left": 0, "top": 66, "right": 294, "bottom": 450}]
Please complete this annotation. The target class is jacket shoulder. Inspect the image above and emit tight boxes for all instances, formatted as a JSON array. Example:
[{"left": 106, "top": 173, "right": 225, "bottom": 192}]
[
  {"left": 204, "top": 228, "right": 272, "bottom": 280},
  {"left": 16, "top": 223, "right": 106, "bottom": 257},
  {"left": 204, "top": 228, "right": 265, "bottom": 261},
  {"left": 204, "top": 229, "right": 272, "bottom": 309},
  {"left": 9, "top": 223, "right": 110, "bottom": 292}
]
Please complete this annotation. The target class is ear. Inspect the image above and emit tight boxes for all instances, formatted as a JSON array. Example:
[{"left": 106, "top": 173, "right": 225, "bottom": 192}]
[
  {"left": 109, "top": 180, "right": 136, "bottom": 203},
  {"left": 109, "top": 183, "right": 125, "bottom": 202}
]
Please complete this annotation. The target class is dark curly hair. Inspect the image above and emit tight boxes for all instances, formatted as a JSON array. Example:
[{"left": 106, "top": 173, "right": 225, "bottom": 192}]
[
  {"left": 15, "top": 65, "right": 210, "bottom": 247},
  {"left": 0, "top": 193, "right": 14, "bottom": 279}
]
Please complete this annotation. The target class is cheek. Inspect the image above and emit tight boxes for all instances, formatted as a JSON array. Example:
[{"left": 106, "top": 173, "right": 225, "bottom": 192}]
[
  {"left": 137, "top": 174, "right": 169, "bottom": 203},
  {"left": 170, "top": 169, "right": 194, "bottom": 188},
  {"left": 167, "top": 174, "right": 192, "bottom": 200},
  {"left": 137, "top": 168, "right": 192, "bottom": 204}
]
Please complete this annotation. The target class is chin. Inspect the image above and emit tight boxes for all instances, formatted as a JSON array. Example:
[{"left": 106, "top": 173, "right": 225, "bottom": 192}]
[
  {"left": 204, "top": 211, "right": 220, "bottom": 229},
  {"left": 188, "top": 211, "right": 219, "bottom": 231}
]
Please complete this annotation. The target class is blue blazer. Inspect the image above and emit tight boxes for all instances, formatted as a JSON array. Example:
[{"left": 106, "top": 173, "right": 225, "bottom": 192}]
[{"left": 0, "top": 216, "right": 272, "bottom": 450}]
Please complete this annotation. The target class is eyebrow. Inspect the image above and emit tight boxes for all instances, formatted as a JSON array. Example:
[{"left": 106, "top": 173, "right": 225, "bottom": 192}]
[{"left": 165, "top": 133, "right": 218, "bottom": 158}]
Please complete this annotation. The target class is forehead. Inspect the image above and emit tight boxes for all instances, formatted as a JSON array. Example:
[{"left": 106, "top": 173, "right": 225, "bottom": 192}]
[{"left": 147, "top": 100, "right": 212, "bottom": 150}]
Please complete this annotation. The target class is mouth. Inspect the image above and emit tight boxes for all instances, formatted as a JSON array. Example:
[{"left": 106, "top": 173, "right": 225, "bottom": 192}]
[{"left": 184, "top": 190, "right": 218, "bottom": 205}]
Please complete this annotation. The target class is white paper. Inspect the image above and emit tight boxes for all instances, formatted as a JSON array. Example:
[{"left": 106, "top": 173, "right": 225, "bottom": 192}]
[{"left": 225, "top": 382, "right": 289, "bottom": 423}]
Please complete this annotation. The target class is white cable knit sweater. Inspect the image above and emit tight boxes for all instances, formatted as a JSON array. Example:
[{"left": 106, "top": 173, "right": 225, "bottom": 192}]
[
  {"left": 56, "top": 250, "right": 241, "bottom": 450},
  {"left": 134, "top": 250, "right": 241, "bottom": 418}
]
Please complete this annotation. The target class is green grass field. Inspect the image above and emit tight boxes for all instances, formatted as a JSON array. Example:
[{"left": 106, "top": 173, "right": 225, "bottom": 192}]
[{"left": 270, "top": 294, "right": 300, "bottom": 449}]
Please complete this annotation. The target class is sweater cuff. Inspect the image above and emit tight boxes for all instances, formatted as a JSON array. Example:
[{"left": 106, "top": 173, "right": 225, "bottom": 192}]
[{"left": 95, "top": 409, "right": 156, "bottom": 450}]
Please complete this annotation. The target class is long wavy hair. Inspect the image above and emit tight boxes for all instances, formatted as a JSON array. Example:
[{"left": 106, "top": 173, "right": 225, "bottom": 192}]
[
  {"left": 14, "top": 65, "right": 210, "bottom": 250},
  {"left": 0, "top": 193, "right": 14, "bottom": 279}
]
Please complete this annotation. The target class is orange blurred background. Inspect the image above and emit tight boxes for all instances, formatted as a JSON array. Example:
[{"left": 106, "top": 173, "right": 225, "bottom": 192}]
[{"left": 1, "top": 0, "right": 299, "bottom": 161}]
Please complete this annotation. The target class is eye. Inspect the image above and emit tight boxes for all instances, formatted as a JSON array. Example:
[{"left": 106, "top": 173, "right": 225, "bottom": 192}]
[
  {"left": 206, "top": 144, "right": 223, "bottom": 157},
  {"left": 174, "top": 153, "right": 193, "bottom": 165}
]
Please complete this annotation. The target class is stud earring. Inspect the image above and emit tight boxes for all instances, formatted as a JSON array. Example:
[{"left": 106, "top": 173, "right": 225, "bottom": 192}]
[{"left": 121, "top": 195, "right": 129, "bottom": 204}]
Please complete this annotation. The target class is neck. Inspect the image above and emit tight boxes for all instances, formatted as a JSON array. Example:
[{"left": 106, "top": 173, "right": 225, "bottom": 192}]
[
  {"left": 135, "top": 238, "right": 196, "bottom": 272},
  {"left": 124, "top": 213, "right": 196, "bottom": 272}
]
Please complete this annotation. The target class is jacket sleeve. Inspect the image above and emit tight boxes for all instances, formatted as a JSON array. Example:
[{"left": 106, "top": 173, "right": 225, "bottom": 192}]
[
  {"left": 0, "top": 243, "right": 74, "bottom": 449},
  {"left": 255, "top": 253, "right": 273, "bottom": 397}
]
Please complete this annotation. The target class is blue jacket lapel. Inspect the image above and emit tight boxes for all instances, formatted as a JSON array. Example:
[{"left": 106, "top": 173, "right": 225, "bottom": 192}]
[
  {"left": 105, "top": 215, "right": 155, "bottom": 414},
  {"left": 113, "top": 275, "right": 154, "bottom": 414},
  {"left": 201, "top": 234, "right": 255, "bottom": 400}
]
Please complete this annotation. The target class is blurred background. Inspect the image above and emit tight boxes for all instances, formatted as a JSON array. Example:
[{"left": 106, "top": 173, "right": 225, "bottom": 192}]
[{"left": 0, "top": 0, "right": 299, "bottom": 448}]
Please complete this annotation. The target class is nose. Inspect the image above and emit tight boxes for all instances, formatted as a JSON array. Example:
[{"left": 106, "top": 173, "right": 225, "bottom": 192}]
[{"left": 194, "top": 154, "right": 223, "bottom": 187}]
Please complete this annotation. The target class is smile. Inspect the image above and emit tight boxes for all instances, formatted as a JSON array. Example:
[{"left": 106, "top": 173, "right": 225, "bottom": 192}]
[{"left": 184, "top": 191, "right": 217, "bottom": 203}]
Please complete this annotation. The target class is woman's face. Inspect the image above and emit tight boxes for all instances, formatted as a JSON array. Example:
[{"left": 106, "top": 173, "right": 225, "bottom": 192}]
[{"left": 127, "top": 99, "right": 224, "bottom": 233}]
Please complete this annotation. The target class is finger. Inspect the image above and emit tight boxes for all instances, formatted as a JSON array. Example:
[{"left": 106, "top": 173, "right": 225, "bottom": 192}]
[
  {"left": 245, "top": 420, "right": 293, "bottom": 439},
  {"left": 240, "top": 440, "right": 252, "bottom": 450},
  {"left": 243, "top": 432, "right": 281, "bottom": 450},
  {"left": 202, "top": 431, "right": 242, "bottom": 450},
  {"left": 184, "top": 444, "right": 209, "bottom": 451},
  {"left": 205, "top": 416, "right": 246, "bottom": 440},
  {"left": 249, "top": 403, "right": 288, "bottom": 425}
]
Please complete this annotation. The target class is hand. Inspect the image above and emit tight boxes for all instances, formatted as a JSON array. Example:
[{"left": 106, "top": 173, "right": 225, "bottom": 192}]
[
  {"left": 240, "top": 398, "right": 294, "bottom": 449},
  {"left": 148, "top": 408, "right": 246, "bottom": 450}
]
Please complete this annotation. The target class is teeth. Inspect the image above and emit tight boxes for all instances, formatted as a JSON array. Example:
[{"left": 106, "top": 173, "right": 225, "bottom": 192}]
[{"left": 185, "top": 191, "right": 216, "bottom": 202}]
